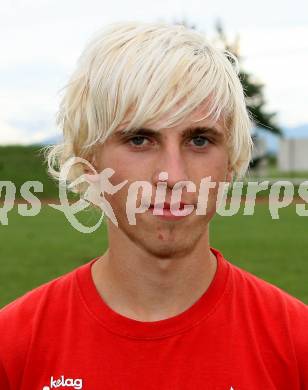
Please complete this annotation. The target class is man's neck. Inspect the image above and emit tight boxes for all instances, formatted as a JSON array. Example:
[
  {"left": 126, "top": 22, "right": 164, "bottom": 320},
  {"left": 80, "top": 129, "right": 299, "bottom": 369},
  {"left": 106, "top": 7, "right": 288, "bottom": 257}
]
[{"left": 91, "top": 228, "right": 217, "bottom": 322}]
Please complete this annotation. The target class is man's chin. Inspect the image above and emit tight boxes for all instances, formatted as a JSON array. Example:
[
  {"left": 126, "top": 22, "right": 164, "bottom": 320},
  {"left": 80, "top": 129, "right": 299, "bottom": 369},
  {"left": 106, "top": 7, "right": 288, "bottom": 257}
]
[{"left": 137, "top": 240, "right": 195, "bottom": 259}]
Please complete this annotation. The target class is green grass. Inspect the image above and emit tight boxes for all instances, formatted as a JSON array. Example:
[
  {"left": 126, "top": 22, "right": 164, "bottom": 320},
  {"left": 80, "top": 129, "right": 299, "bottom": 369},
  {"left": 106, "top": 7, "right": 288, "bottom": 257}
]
[
  {"left": 0, "top": 204, "right": 307, "bottom": 307},
  {"left": 262, "top": 167, "right": 308, "bottom": 179},
  {"left": 0, "top": 145, "right": 80, "bottom": 202},
  {"left": 211, "top": 204, "right": 308, "bottom": 303},
  {"left": 0, "top": 145, "right": 60, "bottom": 198},
  {"left": 0, "top": 206, "right": 108, "bottom": 307}
]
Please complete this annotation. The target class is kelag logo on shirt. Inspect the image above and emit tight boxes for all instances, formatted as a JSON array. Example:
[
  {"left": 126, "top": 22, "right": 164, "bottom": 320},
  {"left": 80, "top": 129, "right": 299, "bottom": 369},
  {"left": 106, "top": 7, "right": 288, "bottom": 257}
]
[
  {"left": 42, "top": 375, "right": 83, "bottom": 389},
  {"left": 41, "top": 378, "right": 233, "bottom": 390}
]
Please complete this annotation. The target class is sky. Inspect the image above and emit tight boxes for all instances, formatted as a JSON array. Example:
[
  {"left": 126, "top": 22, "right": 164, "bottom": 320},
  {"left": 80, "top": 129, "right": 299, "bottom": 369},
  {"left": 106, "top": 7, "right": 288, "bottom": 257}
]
[{"left": 0, "top": 0, "right": 308, "bottom": 144}]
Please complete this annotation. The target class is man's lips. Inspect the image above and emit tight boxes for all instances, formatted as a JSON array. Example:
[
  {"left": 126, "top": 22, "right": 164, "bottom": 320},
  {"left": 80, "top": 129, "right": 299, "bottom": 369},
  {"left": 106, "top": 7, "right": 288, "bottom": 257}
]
[{"left": 149, "top": 202, "right": 192, "bottom": 210}]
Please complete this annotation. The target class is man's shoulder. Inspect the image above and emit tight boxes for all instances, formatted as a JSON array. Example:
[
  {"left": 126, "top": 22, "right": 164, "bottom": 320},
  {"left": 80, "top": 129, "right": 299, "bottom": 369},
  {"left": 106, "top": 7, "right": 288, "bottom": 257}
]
[
  {"left": 0, "top": 260, "right": 94, "bottom": 384},
  {"left": 229, "top": 259, "right": 308, "bottom": 313},
  {"left": 0, "top": 260, "right": 91, "bottom": 329},
  {"left": 223, "top": 257, "right": 308, "bottom": 381},
  {"left": 227, "top": 258, "right": 308, "bottom": 357}
]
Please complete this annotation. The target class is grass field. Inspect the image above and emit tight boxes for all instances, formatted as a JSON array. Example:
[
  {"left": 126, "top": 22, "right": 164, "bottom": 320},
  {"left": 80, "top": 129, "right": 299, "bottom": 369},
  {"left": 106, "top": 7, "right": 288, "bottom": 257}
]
[
  {"left": 0, "top": 145, "right": 59, "bottom": 198},
  {"left": 0, "top": 203, "right": 307, "bottom": 307}
]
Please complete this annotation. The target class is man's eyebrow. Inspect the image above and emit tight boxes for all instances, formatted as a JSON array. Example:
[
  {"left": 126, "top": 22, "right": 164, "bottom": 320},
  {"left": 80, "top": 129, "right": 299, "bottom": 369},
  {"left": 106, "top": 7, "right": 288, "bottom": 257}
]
[
  {"left": 183, "top": 126, "right": 224, "bottom": 139},
  {"left": 115, "top": 128, "right": 159, "bottom": 137},
  {"left": 114, "top": 126, "right": 224, "bottom": 140}
]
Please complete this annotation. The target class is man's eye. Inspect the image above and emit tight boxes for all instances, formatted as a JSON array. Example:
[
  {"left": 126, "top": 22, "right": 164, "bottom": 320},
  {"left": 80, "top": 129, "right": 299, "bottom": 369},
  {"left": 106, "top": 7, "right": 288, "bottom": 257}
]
[
  {"left": 128, "top": 135, "right": 150, "bottom": 147},
  {"left": 189, "top": 136, "right": 210, "bottom": 148}
]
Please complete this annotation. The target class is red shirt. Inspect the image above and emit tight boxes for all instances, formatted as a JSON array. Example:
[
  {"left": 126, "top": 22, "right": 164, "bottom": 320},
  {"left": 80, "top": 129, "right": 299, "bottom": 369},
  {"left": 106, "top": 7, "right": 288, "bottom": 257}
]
[{"left": 0, "top": 247, "right": 307, "bottom": 390}]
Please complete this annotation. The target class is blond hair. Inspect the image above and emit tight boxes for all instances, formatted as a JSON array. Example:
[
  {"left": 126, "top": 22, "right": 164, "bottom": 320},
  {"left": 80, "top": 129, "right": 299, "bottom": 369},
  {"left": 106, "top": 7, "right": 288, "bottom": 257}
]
[{"left": 45, "top": 21, "right": 253, "bottom": 190}]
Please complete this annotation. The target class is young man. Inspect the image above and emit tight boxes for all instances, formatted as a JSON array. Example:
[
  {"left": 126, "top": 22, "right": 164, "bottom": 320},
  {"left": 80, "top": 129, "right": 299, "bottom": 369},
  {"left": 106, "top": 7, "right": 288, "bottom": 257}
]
[{"left": 0, "top": 21, "right": 307, "bottom": 390}]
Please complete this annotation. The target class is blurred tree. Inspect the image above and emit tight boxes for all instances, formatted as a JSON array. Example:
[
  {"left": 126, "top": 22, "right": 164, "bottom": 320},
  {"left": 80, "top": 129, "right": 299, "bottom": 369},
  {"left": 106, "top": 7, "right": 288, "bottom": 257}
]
[{"left": 213, "top": 20, "right": 282, "bottom": 136}]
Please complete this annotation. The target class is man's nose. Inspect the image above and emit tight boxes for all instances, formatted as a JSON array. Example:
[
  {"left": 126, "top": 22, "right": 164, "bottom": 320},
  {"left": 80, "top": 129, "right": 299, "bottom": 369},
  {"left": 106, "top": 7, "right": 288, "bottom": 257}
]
[{"left": 151, "top": 144, "right": 189, "bottom": 189}]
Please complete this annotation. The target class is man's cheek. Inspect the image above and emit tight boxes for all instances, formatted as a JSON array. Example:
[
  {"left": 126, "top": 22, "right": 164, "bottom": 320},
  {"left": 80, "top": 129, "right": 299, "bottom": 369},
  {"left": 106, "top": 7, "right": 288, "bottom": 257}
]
[{"left": 104, "top": 192, "right": 124, "bottom": 216}]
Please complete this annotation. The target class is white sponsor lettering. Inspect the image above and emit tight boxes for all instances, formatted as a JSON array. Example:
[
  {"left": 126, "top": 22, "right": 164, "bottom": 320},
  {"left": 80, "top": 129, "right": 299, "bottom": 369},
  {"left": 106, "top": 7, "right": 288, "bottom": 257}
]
[{"left": 42, "top": 375, "right": 83, "bottom": 389}]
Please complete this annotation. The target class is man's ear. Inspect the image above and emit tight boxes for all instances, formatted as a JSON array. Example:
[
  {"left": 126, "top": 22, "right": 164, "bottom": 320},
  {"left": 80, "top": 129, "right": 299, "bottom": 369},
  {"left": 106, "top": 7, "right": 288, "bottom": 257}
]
[
  {"left": 83, "top": 157, "right": 100, "bottom": 185},
  {"left": 225, "top": 164, "right": 234, "bottom": 183},
  {"left": 83, "top": 153, "right": 98, "bottom": 175},
  {"left": 84, "top": 165, "right": 95, "bottom": 175}
]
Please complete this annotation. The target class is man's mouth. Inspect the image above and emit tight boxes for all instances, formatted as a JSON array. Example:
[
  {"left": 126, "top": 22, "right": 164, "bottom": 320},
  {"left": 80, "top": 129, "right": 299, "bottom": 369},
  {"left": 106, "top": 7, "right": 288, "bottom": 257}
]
[
  {"left": 149, "top": 202, "right": 188, "bottom": 211},
  {"left": 148, "top": 202, "right": 195, "bottom": 221}
]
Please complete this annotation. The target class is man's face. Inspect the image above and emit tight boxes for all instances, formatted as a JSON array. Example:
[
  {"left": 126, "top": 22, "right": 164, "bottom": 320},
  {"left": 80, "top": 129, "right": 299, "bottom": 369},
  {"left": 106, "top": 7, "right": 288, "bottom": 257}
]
[{"left": 95, "top": 102, "right": 232, "bottom": 258}]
